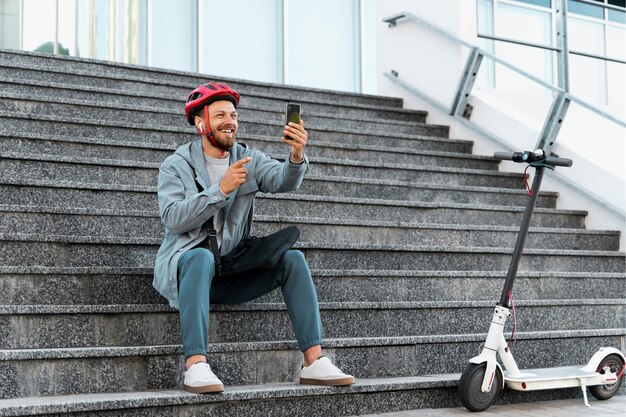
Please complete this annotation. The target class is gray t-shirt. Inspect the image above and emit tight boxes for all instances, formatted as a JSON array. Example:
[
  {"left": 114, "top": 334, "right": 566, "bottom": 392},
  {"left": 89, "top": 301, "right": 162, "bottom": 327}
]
[{"left": 203, "top": 153, "right": 229, "bottom": 248}]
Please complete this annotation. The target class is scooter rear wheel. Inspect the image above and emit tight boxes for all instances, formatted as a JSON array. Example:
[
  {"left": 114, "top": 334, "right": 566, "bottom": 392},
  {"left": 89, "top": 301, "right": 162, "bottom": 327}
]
[
  {"left": 458, "top": 363, "right": 502, "bottom": 412},
  {"left": 589, "top": 354, "right": 625, "bottom": 401}
]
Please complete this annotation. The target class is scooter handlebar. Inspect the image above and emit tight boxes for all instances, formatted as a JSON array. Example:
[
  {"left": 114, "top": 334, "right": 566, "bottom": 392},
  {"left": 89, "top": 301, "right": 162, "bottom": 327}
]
[{"left": 493, "top": 151, "right": 572, "bottom": 167}]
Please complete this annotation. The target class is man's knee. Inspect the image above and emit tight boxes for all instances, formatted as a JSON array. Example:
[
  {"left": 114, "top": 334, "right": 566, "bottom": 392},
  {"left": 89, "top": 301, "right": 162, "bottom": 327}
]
[
  {"left": 281, "top": 250, "right": 307, "bottom": 269},
  {"left": 178, "top": 248, "right": 216, "bottom": 281}
]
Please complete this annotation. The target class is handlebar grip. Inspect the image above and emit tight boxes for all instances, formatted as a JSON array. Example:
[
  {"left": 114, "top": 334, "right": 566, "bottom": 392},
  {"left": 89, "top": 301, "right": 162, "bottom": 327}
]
[
  {"left": 544, "top": 156, "right": 573, "bottom": 167},
  {"left": 493, "top": 152, "right": 519, "bottom": 161}
]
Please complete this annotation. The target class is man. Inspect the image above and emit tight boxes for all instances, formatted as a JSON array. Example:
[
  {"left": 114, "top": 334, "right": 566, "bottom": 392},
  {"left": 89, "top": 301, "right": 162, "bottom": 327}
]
[{"left": 153, "top": 82, "right": 355, "bottom": 394}]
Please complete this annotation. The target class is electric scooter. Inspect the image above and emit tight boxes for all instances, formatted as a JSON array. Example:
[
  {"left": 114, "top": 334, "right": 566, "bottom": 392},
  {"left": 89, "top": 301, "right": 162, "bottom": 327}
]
[{"left": 458, "top": 149, "right": 626, "bottom": 412}]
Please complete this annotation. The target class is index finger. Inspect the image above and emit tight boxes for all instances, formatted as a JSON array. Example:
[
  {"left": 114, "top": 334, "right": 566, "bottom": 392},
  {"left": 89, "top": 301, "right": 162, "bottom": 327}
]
[{"left": 232, "top": 157, "right": 252, "bottom": 167}]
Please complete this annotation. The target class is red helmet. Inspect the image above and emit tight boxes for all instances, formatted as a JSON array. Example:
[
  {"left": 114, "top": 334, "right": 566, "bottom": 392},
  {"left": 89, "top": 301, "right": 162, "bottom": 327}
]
[{"left": 185, "top": 82, "right": 240, "bottom": 125}]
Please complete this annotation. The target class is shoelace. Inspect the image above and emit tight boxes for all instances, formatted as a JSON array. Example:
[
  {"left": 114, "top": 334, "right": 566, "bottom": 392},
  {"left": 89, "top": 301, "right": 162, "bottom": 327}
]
[
  {"left": 315, "top": 358, "right": 343, "bottom": 374},
  {"left": 190, "top": 362, "right": 217, "bottom": 377}
]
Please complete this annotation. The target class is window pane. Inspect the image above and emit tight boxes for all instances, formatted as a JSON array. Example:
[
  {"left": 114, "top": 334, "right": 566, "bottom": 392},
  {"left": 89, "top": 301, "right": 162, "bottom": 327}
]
[
  {"left": 57, "top": 0, "right": 77, "bottom": 55},
  {"left": 200, "top": 0, "right": 281, "bottom": 83},
  {"left": 0, "top": 0, "right": 20, "bottom": 49},
  {"left": 607, "top": 61, "right": 625, "bottom": 115},
  {"left": 514, "top": 0, "right": 551, "bottom": 8},
  {"left": 22, "top": 0, "right": 57, "bottom": 52},
  {"left": 497, "top": 2, "right": 552, "bottom": 47},
  {"left": 568, "top": 0, "right": 604, "bottom": 19},
  {"left": 494, "top": 2, "right": 553, "bottom": 91},
  {"left": 568, "top": 15, "right": 605, "bottom": 56},
  {"left": 569, "top": 53, "right": 607, "bottom": 106},
  {"left": 608, "top": 9, "right": 626, "bottom": 23},
  {"left": 286, "top": 0, "right": 358, "bottom": 92},
  {"left": 477, "top": 0, "right": 496, "bottom": 88},
  {"left": 606, "top": 25, "right": 625, "bottom": 60},
  {"left": 148, "top": 0, "right": 195, "bottom": 71}
]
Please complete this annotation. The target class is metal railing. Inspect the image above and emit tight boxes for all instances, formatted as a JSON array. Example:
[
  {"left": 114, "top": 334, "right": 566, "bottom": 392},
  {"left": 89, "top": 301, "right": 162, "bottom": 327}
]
[{"left": 382, "top": 10, "right": 625, "bottom": 220}]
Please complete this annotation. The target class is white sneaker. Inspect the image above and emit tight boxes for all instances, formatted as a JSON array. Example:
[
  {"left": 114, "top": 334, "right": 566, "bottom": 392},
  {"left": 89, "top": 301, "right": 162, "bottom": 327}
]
[
  {"left": 183, "top": 362, "right": 224, "bottom": 394},
  {"left": 300, "top": 356, "right": 356, "bottom": 386}
]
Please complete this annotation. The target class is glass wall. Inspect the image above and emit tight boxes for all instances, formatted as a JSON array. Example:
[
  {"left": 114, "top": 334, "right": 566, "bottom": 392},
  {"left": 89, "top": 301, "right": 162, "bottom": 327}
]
[{"left": 1, "top": 0, "right": 366, "bottom": 92}]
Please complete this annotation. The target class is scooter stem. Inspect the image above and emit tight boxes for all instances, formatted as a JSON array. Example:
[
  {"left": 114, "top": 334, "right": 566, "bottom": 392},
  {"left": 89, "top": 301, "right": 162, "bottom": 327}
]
[{"left": 499, "top": 166, "right": 546, "bottom": 306}]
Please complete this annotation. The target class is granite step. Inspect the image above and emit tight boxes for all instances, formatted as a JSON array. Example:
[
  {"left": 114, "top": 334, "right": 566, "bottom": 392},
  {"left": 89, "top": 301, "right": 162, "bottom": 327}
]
[
  {"left": 0, "top": 90, "right": 436, "bottom": 137},
  {"left": 0, "top": 131, "right": 477, "bottom": 167},
  {"left": 0, "top": 112, "right": 453, "bottom": 150},
  {"left": 0, "top": 375, "right": 459, "bottom": 417},
  {"left": 0, "top": 180, "right": 587, "bottom": 228},
  {"left": 2, "top": 267, "right": 623, "bottom": 306},
  {"left": 0, "top": 50, "right": 406, "bottom": 109},
  {"left": 1, "top": 234, "right": 623, "bottom": 272},
  {"left": 0, "top": 330, "right": 622, "bottom": 398},
  {"left": 0, "top": 158, "right": 546, "bottom": 207},
  {"left": 1, "top": 300, "right": 623, "bottom": 349},
  {"left": 0, "top": 96, "right": 451, "bottom": 138},
  {"left": 0, "top": 111, "right": 448, "bottom": 152},
  {"left": 0, "top": 208, "right": 618, "bottom": 251},
  {"left": 0, "top": 146, "right": 507, "bottom": 187},
  {"left": 0, "top": 151, "right": 501, "bottom": 186},
  {"left": 0, "top": 69, "right": 429, "bottom": 125},
  {"left": 0, "top": 374, "right": 596, "bottom": 417}
]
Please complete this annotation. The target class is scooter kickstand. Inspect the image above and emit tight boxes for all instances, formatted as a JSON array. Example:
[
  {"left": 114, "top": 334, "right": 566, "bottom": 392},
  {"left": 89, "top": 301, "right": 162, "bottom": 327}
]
[{"left": 579, "top": 379, "right": 590, "bottom": 407}]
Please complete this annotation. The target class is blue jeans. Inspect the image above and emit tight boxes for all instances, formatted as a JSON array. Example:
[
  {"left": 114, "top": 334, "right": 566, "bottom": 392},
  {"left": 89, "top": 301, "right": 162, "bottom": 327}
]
[{"left": 177, "top": 248, "right": 323, "bottom": 359}]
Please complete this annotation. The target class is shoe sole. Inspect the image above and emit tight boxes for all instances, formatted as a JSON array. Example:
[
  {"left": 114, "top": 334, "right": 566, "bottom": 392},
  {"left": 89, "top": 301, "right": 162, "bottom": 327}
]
[
  {"left": 183, "top": 384, "right": 224, "bottom": 394},
  {"left": 299, "top": 377, "right": 356, "bottom": 386}
]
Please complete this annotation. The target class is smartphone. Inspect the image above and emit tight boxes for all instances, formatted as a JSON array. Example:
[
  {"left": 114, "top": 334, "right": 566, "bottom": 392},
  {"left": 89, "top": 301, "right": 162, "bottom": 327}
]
[{"left": 286, "top": 103, "right": 301, "bottom": 125}]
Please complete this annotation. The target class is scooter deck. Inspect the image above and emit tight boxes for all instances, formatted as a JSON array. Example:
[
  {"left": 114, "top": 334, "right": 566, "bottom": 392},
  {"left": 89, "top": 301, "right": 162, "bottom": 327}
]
[{"left": 504, "top": 365, "right": 596, "bottom": 383}]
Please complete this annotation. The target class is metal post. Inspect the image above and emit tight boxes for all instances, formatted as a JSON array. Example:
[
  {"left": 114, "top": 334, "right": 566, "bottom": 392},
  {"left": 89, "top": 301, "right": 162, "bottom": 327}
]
[
  {"left": 535, "top": 90, "right": 570, "bottom": 154},
  {"left": 450, "top": 47, "right": 483, "bottom": 118},
  {"left": 555, "top": 0, "right": 570, "bottom": 91},
  {"left": 281, "top": 0, "right": 288, "bottom": 84},
  {"left": 53, "top": 0, "right": 59, "bottom": 54}
]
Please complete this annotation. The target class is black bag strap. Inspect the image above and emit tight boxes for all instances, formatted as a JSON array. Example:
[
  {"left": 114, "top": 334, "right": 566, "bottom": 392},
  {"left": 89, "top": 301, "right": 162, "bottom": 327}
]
[{"left": 181, "top": 156, "right": 223, "bottom": 273}]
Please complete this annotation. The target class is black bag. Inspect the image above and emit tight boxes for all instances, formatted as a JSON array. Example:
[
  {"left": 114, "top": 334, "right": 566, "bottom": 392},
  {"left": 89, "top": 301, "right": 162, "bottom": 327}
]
[{"left": 216, "top": 225, "right": 300, "bottom": 278}]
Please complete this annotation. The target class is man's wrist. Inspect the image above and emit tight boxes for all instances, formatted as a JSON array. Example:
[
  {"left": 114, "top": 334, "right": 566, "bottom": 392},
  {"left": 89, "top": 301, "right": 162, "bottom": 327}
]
[{"left": 290, "top": 153, "right": 304, "bottom": 164}]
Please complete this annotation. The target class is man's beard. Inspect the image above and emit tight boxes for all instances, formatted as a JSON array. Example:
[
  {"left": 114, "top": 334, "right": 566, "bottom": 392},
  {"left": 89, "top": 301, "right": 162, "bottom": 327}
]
[
  {"left": 213, "top": 130, "right": 236, "bottom": 150},
  {"left": 211, "top": 123, "right": 237, "bottom": 150}
]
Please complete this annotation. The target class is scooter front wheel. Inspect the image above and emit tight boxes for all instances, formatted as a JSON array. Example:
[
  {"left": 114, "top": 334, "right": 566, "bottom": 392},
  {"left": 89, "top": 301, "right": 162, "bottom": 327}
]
[
  {"left": 458, "top": 363, "right": 502, "bottom": 412},
  {"left": 589, "top": 354, "right": 625, "bottom": 400}
]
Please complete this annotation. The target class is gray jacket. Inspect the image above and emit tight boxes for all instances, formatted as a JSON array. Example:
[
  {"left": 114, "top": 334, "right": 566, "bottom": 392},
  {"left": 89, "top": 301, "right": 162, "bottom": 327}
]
[{"left": 153, "top": 139, "right": 308, "bottom": 308}]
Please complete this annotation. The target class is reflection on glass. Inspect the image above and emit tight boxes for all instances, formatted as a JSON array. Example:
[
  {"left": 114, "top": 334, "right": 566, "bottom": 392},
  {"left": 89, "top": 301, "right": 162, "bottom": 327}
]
[
  {"left": 568, "top": 0, "right": 604, "bottom": 19},
  {"left": 608, "top": 9, "right": 626, "bottom": 23},
  {"left": 0, "top": 0, "right": 21, "bottom": 49},
  {"left": 515, "top": 0, "right": 551, "bottom": 8}
]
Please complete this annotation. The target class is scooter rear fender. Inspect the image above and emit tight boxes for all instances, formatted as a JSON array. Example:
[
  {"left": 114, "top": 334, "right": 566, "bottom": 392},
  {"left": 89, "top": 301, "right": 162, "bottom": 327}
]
[{"left": 581, "top": 347, "right": 625, "bottom": 373}]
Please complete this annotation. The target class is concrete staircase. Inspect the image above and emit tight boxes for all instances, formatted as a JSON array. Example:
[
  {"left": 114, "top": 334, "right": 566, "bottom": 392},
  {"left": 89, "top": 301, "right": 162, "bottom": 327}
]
[{"left": 0, "top": 49, "right": 624, "bottom": 416}]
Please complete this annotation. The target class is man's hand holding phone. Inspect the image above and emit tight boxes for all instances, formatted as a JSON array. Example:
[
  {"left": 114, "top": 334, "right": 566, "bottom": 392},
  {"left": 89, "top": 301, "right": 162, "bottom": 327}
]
[{"left": 283, "top": 103, "right": 308, "bottom": 163}]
